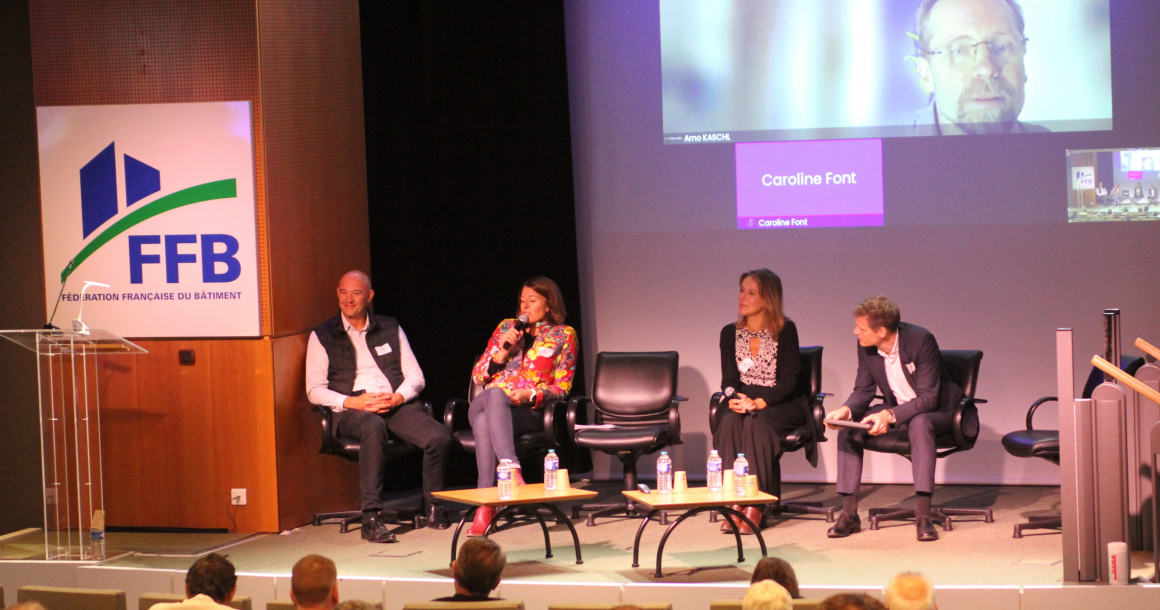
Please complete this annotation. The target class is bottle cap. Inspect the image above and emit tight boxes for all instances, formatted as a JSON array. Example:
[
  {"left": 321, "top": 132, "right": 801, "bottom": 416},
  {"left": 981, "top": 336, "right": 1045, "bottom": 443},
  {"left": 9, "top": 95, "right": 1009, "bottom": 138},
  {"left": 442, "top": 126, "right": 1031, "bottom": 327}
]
[
  {"left": 548, "top": 449, "right": 556, "bottom": 453},
  {"left": 738, "top": 453, "right": 745, "bottom": 457},
  {"left": 661, "top": 451, "right": 668, "bottom": 455}
]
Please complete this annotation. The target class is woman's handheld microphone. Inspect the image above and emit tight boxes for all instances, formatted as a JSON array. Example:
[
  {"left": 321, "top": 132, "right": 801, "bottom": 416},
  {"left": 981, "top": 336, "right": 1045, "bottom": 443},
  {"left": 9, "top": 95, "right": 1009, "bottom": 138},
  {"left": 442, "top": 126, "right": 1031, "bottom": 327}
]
[{"left": 502, "top": 314, "right": 531, "bottom": 350}]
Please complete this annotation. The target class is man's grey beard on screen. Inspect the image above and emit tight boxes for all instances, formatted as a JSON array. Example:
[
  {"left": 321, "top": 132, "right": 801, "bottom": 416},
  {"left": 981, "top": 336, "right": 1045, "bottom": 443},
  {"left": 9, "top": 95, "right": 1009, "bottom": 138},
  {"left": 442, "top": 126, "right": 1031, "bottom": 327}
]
[{"left": 951, "top": 78, "right": 1022, "bottom": 135}]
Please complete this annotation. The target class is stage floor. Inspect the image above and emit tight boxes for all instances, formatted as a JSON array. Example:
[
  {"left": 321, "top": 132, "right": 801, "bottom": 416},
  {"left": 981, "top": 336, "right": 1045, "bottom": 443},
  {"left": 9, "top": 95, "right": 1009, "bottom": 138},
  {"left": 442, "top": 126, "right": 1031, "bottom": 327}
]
[{"left": 88, "top": 482, "right": 1091, "bottom": 586}]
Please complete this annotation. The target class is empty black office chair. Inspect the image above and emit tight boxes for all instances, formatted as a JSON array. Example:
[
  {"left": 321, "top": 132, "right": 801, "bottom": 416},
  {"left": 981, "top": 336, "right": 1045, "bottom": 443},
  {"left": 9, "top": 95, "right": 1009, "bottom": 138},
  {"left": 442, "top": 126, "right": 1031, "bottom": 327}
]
[
  {"left": 708, "top": 346, "right": 834, "bottom": 525},
  {"left": 311, "top": 402, "right": 433, "bottom": 532},
  {"left": 866, "top": 350, "right": 993, "bottom": 531},
  {"left": 569, "top": 351, "right": 683, "bottom": 526},
  {"left": 1002, "top": 356, "right": 1145, "bottom": 538}
]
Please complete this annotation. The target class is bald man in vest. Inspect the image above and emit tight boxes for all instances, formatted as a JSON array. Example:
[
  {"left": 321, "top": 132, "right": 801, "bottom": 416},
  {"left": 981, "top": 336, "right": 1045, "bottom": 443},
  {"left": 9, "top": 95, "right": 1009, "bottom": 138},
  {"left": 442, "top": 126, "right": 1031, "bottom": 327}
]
[{"left": 306, "top": 270, "right": 452, "bottom": 542}]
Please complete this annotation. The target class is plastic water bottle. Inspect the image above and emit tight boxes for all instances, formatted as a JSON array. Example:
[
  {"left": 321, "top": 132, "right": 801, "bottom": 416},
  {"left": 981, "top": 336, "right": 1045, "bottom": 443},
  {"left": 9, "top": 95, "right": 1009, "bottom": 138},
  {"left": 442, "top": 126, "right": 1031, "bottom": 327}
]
[
  {"left": 707, "top": 450, "right": 723, "bottom": 492},
  {"left": 498, "top": 459, "right": 514, "bottom": 500},
  {"left": 544, "top": 449, "right": 560, "bottom": 491},
  {"left": 657, "top": 451, "right": 673, "bottom": 493},
  {"left": 733, "top": 453, "right": 749, "bottom": 496}
]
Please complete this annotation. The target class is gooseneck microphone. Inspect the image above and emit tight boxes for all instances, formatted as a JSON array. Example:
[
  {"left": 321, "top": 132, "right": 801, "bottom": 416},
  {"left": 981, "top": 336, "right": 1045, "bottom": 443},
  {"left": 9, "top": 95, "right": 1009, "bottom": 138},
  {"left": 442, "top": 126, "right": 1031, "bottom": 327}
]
[
  {"left": 45, "top": 259, "right": 76, "bottom": 330},
  {"left": 502, "top": 314, "right": 530, "bottom": 350}
]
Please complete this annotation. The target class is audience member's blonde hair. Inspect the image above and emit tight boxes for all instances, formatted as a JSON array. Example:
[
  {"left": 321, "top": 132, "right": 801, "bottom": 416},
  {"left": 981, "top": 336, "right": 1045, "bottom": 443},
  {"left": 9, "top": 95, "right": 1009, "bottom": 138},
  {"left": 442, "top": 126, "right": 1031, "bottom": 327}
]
[
  {"left": 7, "top": 603, "right": 48, "bottom": 610},
  {"left": 742, "top": 579, "right": 792, "bottom": 610},
  {"left": 884, "top": 572, "right": 936, "bottom": 610}
]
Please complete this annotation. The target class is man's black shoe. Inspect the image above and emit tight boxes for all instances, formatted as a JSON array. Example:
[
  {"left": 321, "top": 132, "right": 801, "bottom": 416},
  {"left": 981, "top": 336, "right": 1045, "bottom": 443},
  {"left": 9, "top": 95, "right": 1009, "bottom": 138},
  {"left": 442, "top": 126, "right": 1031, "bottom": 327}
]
[
  {"left": 827, "top": 513, "right": 861, "bottom": 538},
  {"left": 361, "top": 514, "right": 397, "bottom": 543},
  {"left": 427, "top": 503, "right": 450, "bottom": 530},
  {"left": 916, "top": 517, "right": 939, "bottom": 542}
]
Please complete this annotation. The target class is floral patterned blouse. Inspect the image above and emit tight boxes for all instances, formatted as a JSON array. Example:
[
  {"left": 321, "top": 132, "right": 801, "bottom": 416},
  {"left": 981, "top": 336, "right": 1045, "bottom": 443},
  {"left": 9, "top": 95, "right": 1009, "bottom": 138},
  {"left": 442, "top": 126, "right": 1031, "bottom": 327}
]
[{"left": 471, "top": 319, "right": 579, "bottom": 409}]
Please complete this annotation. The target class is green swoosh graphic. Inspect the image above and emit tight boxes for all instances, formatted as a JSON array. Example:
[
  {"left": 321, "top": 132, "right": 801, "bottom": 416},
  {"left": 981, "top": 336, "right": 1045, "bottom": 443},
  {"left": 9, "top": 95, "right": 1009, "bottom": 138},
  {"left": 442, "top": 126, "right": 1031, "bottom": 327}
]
[{"left": 62, "top": 179, "right": 238, "bottom": 283}]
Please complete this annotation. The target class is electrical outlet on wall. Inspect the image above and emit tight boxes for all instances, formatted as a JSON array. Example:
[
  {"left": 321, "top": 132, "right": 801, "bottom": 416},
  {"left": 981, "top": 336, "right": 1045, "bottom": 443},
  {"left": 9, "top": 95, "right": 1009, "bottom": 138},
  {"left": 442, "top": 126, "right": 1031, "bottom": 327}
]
[{"left": 231, "top": 488, "right": 247, "bottom": 506}]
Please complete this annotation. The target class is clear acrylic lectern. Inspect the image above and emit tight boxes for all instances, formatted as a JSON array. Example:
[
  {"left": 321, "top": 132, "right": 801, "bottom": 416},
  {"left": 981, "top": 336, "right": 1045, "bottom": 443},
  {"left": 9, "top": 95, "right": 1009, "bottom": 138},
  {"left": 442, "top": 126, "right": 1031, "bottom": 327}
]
[{"left": 0, "top": 329, "right": 146, "bottom": 560}]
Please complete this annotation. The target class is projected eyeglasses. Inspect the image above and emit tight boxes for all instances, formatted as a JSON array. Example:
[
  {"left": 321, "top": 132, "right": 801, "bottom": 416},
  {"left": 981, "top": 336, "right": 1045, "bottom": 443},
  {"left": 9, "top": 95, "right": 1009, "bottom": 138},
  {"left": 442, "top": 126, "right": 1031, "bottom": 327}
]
[{"left": 922, "top": 37, "right": 1028, "bottom": 67}]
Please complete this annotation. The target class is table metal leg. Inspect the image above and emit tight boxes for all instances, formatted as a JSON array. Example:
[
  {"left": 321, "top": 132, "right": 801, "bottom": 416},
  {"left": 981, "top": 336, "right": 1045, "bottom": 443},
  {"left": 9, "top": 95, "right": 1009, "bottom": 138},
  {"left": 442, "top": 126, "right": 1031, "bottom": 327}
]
[
  {"left": 718, "top": 506, "right": 766, "bottom": 561},
  {"left": 542, "top": 503, "right": 585, "bottom": 564},
  {"left": 520, "top": 506, "right": 553, "bottom": 559},
  {"left": 450, "top": 506, "right": 477, "bottom": 566},
  {"left": 718, "top": 509, "right": 745, "bottom": 562},
  {"left": 484, "top": 506, "right": 520, "bottom": 537},
  {"left": 632, "top": 509, "right": 659, "bottom": 568}
]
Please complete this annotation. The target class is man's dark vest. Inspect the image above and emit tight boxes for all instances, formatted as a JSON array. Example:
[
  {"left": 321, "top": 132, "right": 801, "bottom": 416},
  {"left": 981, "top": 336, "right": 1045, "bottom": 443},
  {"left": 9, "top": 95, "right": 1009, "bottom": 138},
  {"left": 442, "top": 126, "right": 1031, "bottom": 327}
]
[{"left": 314, "top": 312, "right": 405, "bottom": 396}]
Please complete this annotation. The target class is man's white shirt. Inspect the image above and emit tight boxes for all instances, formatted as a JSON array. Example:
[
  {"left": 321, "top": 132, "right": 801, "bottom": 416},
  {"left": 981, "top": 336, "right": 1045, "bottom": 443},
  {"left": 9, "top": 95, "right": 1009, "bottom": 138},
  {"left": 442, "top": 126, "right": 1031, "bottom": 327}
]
[
  {"left": 879, "top": 336, "right": 916, "bottom": 406},
  {"left": 305, "top": 314, "right": 425, "bottom": 411}
]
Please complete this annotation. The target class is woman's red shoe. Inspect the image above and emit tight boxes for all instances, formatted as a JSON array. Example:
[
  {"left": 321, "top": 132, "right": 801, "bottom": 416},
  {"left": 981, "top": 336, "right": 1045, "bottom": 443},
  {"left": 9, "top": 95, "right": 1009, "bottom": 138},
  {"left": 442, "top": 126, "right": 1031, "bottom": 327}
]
[{"left": 466, "top": 505, "right": 496, "bottom": 537}]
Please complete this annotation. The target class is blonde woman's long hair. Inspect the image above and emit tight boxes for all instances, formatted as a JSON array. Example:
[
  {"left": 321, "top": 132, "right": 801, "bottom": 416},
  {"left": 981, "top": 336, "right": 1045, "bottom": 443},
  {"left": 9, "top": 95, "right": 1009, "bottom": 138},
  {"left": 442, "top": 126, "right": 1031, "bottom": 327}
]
[{"left": 737, "top": 269, "right": 785, "bottom": 338}]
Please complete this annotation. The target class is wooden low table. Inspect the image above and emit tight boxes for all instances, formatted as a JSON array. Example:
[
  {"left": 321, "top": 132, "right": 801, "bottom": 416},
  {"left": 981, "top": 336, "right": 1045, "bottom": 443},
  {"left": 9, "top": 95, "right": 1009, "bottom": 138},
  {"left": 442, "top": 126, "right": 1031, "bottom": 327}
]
[
  {"left": 622, "top": 488, "right": 777, "bottom": 577},
  {"left": 433, "top": 483, "right": 598, "bottom": 565}
]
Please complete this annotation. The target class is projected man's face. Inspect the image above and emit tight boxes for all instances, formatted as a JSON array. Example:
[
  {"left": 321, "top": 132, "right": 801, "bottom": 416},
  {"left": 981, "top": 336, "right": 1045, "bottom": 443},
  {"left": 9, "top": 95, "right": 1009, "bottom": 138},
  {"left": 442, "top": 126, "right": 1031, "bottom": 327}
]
[{"left": 917, "top": 0, "right": 1028, "bottom": 135}]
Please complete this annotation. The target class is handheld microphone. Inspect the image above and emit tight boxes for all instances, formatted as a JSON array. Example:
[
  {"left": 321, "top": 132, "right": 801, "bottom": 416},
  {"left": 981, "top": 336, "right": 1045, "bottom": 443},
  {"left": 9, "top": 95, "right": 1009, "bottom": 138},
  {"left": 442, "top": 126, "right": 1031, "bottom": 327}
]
[
  {"left": 502, "top": 314, "right": 530, "bottom": 350},
  {"left": 719, "top": 387, "right": 736, "bottom": 405}
]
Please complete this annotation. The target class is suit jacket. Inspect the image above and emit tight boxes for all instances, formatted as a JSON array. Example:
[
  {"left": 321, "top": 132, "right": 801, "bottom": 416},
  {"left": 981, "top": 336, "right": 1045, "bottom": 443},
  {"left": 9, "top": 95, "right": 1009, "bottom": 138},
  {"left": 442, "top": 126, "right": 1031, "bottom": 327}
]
[{"left": 842, "top": 322, "right": 963, "bottom": 424}]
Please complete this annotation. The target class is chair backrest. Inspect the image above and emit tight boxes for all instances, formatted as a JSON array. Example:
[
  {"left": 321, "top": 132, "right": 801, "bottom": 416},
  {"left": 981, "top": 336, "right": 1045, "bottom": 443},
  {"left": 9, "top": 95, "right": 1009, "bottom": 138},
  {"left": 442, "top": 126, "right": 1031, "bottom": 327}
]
[
  {"left": 403, "top": 601, "right": 524, "bottom": 610},
  {"left": 18, "top": 586, "right": 127, "bottom": 610},
  {"left": 140, "top": 593, "right": 252, "bottom": 610},
  {"left": 550, "top": 604, "right": 671, "bottom": 610},
  {"left": 591, "top": 351, "right": 679, "bottom": 420},
  {"left": 266, "top": 601, "right": 295, "bottom": 610},
  {"left": 710, "top": 598, "right": 819, "bottom": 610},
  {"left": 939, "top": 350, "right": 983, "bottom": 400}
]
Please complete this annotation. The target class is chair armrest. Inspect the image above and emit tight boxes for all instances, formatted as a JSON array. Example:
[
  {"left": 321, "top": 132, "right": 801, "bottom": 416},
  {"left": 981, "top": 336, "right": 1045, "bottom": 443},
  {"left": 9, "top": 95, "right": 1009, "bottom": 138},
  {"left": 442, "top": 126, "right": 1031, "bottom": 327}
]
[
  {"left": 709, "top": 393, "right": 723, "bottom": 435},
  {"left": 810, "top": 393, "right": 828, "bottom": 443},
  {"left": 668, "top": 396, "right": 683, "bottom": 445},
  {"left": 1026, "top": 397, "right": 1057, "bottom": 431},
  {"left": 318, "top": 405, "right": 338, "bottom": 454},
  {"left": 566, "top": 396, "right": 589, "bottom": 440},
  {"left": 542, "top": 399, "right": 567, "bottom": 449},
  {"left": 951, "top": 397, "right": 978, "bottom": 450},
  {"left": 445, "top": 398, "right": 470, "bottom": 433},
  {"left": 973, "top": 398, "right": 988, "bottom": 404}
]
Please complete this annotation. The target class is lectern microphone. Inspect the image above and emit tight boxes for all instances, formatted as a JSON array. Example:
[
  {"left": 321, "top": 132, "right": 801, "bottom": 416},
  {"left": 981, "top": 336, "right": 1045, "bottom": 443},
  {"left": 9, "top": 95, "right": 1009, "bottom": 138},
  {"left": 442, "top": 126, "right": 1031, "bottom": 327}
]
[{"left": 44, "top": 259, "right": 75, "bottom": 330}]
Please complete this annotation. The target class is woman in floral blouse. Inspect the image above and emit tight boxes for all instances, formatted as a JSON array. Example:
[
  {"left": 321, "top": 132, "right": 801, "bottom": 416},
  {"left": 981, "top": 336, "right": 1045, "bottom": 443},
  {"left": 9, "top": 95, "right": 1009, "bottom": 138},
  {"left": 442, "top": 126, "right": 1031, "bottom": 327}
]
[
  {"left": 716, "top": 268, "right": 806, "bottom": 535},
  {"left": 466, "top": 276, "right": 578, "bottom": 536}
]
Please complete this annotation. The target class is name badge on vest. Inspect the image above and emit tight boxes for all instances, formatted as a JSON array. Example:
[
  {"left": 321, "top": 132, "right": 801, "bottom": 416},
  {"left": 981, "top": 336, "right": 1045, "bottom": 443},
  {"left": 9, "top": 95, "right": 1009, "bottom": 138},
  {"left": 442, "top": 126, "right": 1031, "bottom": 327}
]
[
  {"left": 375, "top": 343, "right": 393, "bottom": 356},
  {"left": 738, "top": 357, "right": 755, "bottom": 373}
]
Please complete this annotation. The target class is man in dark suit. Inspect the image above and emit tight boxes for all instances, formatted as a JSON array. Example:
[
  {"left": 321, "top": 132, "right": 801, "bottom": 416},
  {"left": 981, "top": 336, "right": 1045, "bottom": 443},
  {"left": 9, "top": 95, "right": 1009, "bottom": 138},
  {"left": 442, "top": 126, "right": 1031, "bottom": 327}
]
[{"left": 824, "top": 296, "right": 963, "bottom": 542}]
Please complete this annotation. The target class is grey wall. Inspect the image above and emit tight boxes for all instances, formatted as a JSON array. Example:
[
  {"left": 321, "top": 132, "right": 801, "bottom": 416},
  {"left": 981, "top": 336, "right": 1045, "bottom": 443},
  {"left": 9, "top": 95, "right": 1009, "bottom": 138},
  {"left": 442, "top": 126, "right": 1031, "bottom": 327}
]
[
  {"left": 0, "top": 0, "right": 48, "bottom": 533},
  {"left": 564, "top": 1, "right": 1160, "bottom": 485}
]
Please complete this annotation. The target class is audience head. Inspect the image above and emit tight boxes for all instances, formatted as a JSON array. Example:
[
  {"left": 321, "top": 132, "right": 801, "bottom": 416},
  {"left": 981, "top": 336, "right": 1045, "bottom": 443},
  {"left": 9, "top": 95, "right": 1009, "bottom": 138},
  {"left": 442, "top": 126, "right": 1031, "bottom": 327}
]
[
  {"left": 292, "top": 554, "right": 339, "bottom": 610},
  {"left": 7, "top": 603, "right": 48, "bottom": 610},
  {"left": 185, "top": 553, "right": 237, "bottom": 604},
  {"left": 452, "top": 537, "right": 507, "bottom": 597},
  {"left": 738, "top": 268, "right": 786, "bottom": 337},
  {"left": 334, "top": 602, "right": 377, "bottom": 610},
  {"left": 821, "top": 593, "right": 887, "bottom": 610},
  {"left": 520, "top": 276, "right": 566, "bottom": 325},
  {"left": 750, "top": 556, "right": 800, "bottom": 598},
  {"left": 884, "top": 572, "right": 936, "bottom": 610},
  {"left": 742, "top": 579, "right": 792, "bottom": 610}
]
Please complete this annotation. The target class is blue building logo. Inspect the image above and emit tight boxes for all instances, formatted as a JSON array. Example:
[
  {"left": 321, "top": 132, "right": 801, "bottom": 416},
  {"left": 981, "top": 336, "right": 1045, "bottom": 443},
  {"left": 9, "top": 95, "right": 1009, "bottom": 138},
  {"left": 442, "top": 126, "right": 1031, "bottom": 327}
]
[{"left": 65, "top": 142, "right": 238, "bottom": 284}]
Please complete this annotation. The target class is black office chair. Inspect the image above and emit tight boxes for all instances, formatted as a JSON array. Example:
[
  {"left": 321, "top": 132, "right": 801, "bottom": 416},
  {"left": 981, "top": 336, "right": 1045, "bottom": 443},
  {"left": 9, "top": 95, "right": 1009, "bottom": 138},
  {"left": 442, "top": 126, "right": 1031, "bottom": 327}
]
[
  {"left": 1002, "top": 356, "right": 1145, "bottom": 538},
  {"left": 865, "top": 350, "right": 994, "bottom": 531},
  {"left": 708, "top": 346, "right": 835, "bottom": 526},
  {"left": 311, "top": 402, "right": 432, "bottom": 532},
  {"left": 568, "top": 351, "right": 684, "bottom": 526},
  {"left": 443, "top": 360, "right": 569, "bottom": 482}
]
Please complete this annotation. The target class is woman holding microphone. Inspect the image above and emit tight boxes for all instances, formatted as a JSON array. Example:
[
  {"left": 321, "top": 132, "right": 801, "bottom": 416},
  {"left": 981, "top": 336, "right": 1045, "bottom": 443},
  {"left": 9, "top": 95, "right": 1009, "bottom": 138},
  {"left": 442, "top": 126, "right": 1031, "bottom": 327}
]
[
  {"left": 715, "top": 269, "right": 806, "bottom": 534},
  {"left": 466, "top": 276, "right": 579, "bottom": 536}
]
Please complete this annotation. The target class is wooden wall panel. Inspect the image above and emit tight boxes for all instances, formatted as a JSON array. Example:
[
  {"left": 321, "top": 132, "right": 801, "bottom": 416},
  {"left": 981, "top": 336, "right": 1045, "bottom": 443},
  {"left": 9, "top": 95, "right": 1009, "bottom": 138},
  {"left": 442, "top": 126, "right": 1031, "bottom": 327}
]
[
  {"left": 259, "top": 1, "right": 371, "bottom": 337},
  {"left": 272, "top": 332, "right": 360, "bottom": 531},
  {"left": 30, "top": 0, "right": 370, "bottom": 532},
  {"left": 99, "top": 339, "right": 278, "bottom": 531}
]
